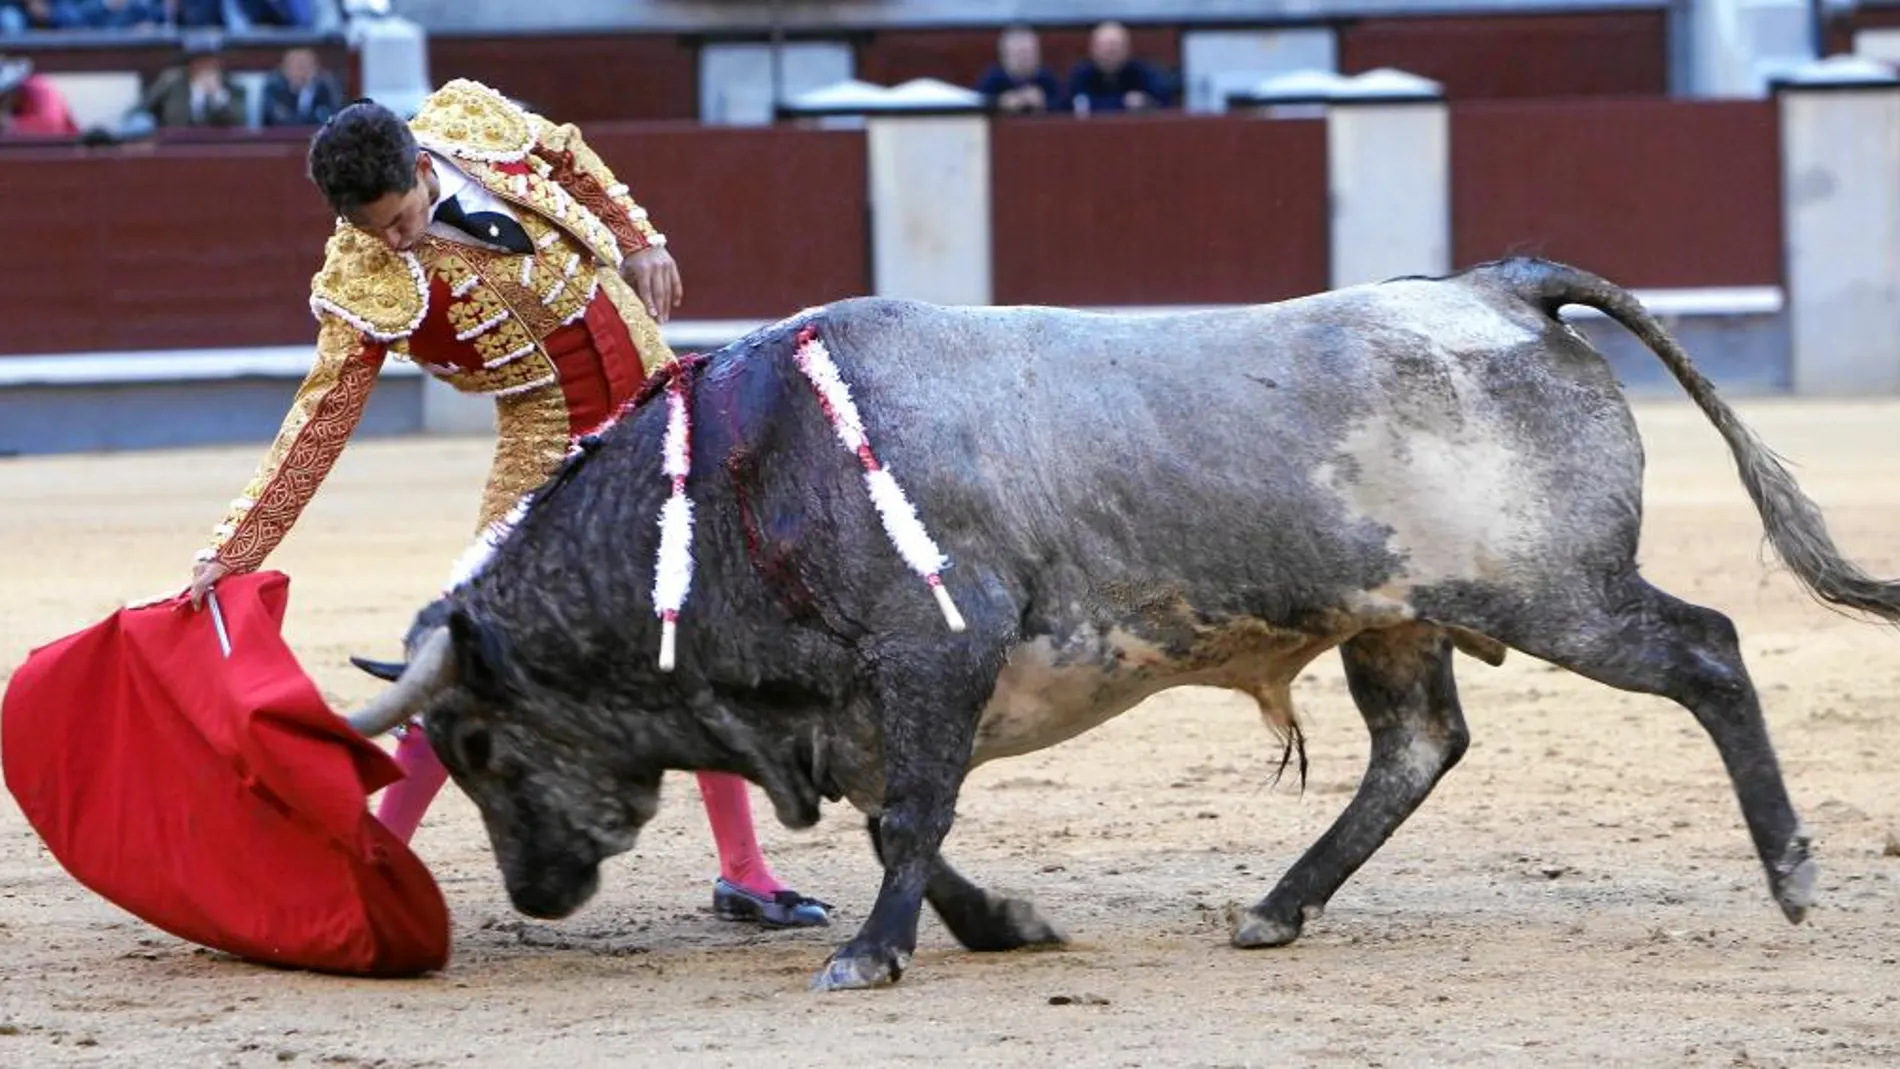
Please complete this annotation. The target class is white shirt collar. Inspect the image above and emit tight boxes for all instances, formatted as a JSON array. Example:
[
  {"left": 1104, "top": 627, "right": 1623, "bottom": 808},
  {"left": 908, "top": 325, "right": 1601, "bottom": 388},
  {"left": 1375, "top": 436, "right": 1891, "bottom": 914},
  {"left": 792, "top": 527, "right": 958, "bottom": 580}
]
[{"left": 425, "top": 149, "right": 469, "bottom": 213}]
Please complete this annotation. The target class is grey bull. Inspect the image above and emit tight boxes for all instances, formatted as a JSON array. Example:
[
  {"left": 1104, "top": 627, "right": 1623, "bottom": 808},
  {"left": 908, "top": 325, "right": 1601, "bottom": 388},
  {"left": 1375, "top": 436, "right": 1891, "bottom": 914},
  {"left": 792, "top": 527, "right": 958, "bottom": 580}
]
[{"left": 344, "top": 257, "right": 1900, "bottom": 992}]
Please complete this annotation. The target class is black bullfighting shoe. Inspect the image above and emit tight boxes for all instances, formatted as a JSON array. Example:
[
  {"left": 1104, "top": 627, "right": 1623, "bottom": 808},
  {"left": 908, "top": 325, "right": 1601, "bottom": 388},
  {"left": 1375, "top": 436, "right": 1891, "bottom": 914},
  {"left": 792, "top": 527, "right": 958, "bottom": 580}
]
[{"left": 712, "top": 878, "right": 833, "bottom": 928}]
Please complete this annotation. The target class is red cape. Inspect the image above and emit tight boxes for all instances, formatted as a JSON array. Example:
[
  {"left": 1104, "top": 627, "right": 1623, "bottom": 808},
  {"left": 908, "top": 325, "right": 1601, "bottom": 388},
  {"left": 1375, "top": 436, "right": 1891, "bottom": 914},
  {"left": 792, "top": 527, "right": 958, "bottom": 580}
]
[{"left": 2, "top": 571, "right": 449, "bottom": 977}]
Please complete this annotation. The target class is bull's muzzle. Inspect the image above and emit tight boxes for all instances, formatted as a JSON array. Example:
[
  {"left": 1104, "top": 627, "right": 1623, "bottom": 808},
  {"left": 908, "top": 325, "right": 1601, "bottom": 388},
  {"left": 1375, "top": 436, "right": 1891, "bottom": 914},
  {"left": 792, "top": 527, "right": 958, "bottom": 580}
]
[{"left": 344, "top": 626, "right": 456, "bottom": 737}]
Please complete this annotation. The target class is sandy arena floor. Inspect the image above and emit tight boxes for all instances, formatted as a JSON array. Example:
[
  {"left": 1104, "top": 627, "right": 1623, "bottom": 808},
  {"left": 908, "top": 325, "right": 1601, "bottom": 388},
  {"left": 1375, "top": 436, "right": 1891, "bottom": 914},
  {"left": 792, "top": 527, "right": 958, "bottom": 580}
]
[{"left": 2, "top": 397, "right": 1898, "bottom": 1067}]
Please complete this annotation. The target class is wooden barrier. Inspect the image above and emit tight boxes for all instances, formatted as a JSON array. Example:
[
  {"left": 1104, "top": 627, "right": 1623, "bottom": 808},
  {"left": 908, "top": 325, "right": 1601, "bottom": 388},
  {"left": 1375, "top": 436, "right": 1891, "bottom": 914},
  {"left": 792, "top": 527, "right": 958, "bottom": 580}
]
[
  {"left": 0, "top": 141, "right": 329, "bottom": 356},
  {"left": 0, "top": 124, "right": 869, "bottom": 357},
  {"left": 426, "top": 33, "right": 700, "bottom": 123},
  {"left": 0, "top": 97, "right": 1791, "bottom": 360},
  {"left": 989, "top": 112, "right": 1329, "bottom": 306},
  {"left": 1338, "top": 12, "right": 1670, "bottom": 99},
  {"left": 574, "top": 123, "right": 870, "bottom": 320},
  {"left": 1450, "top": 97, "right": 1783, "bottom": 288}
]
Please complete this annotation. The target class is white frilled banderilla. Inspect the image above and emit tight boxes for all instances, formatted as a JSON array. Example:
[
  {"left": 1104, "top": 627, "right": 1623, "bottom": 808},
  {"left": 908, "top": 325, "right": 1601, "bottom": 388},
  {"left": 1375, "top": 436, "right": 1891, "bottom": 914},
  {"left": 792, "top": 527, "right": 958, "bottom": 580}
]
[{"left": 647, "top": 324, "right": 966, "bottom": 671}]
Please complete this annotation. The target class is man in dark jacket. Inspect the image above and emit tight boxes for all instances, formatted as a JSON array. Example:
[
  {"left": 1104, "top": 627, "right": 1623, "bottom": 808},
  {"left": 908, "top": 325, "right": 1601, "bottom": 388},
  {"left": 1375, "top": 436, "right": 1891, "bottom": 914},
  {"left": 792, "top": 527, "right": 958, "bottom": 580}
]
[
  {"left": 974, "top": 24, "right": 1064, "bottom": 114},
  {"left": 1066, "top": 20, "right": 1175, "bottom": 114},
  {"left": 261, "top": 46, "right": 341, "bottom": 126}
]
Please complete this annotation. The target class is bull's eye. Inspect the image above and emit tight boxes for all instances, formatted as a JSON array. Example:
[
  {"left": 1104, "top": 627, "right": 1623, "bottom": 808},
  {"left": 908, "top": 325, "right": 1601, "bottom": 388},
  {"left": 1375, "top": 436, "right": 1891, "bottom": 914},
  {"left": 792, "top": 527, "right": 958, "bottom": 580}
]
[{"left": 456, "top": 724, "right": 494, "bottom": 773}]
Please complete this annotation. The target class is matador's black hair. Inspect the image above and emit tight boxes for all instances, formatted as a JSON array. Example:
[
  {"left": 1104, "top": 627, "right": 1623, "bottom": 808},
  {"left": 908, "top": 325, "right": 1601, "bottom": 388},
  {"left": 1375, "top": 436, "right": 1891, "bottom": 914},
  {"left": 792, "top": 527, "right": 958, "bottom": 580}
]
[{"left": 306, "top": 98, "right": 420, "bottom": 216}]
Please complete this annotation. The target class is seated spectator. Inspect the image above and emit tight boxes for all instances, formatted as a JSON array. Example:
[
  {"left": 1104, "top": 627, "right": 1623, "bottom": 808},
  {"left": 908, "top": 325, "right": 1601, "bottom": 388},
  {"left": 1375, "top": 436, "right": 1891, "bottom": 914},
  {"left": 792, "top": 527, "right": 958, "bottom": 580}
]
[
  {"left": 224, "top": 0, "right": 319, "bottom": 29},
  {"left": 69, "top": 0, "right": 167, "bottom": 28},
  {"left": 2, "top": 0, "right": 84, "bottom": 32},
  {"left": 0, "top": 54, "right": 79, "bottom": 135},
  {"left": 261, "top": 45, "right": 340, "bottom": 126},
  {"left": 974, "top": 23, "right": 1064, "bottom": 114},
  {"left": 1066, "top": 21, "right": 1175, "bottom": 114},
  {"left": 133, "top": 39, "right": 245, "bottom": 127}
]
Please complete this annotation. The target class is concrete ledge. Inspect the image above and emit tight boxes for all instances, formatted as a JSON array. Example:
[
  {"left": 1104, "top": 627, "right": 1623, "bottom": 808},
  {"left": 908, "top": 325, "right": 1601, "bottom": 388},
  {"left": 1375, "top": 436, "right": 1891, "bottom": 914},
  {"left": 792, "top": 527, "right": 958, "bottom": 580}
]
[
  {"left": 0, "top": 290, "right": 1792, "bottom": 455},
  {"left": 0, "top": 291, "right": 1782, "bottom": 389},
  {"left": 0, "top": 319, "right": 777, "bottom": 388},
  {"left": 1557, "top": 285, "right": 1783, "bottom": 319}
]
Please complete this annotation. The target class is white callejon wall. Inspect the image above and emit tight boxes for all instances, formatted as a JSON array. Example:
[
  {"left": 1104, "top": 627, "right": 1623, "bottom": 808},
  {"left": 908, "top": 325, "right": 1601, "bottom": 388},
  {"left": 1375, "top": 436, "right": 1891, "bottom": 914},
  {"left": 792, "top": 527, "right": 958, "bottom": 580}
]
[
  {"left": 866, "top": 113, "right": 994, "bottom": 307},
  {"left": 1328, "top": 97, "right": 1451, "bottom": 290},
  {"left": 1779, "top": 75, "right": 1900, "bottom": 395}
]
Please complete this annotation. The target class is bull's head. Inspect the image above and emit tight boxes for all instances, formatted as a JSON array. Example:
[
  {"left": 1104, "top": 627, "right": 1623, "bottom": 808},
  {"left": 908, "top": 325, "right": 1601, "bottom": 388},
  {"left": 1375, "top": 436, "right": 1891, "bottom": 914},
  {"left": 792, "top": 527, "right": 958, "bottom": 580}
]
[{"left": 345, "top": 601, "right": 664, "bottom": 921}]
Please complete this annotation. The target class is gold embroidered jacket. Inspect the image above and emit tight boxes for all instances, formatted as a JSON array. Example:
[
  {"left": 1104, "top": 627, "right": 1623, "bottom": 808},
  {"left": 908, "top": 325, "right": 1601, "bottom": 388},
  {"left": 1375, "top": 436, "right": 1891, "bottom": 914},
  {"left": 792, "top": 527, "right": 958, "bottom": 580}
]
[{"left": 199, "top": 79, "right": 675, "bottom": 575}]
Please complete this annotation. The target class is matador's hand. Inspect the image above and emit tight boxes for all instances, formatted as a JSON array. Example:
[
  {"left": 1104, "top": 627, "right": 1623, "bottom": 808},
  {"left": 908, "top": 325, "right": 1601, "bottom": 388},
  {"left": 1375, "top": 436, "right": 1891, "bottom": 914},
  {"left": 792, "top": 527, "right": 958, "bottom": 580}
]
[
  {"left": 188, "top": 559, "right": 230, "bottom": 609},
  {"left": 623, "top": 246, "right": 683, "bottom": 324}
]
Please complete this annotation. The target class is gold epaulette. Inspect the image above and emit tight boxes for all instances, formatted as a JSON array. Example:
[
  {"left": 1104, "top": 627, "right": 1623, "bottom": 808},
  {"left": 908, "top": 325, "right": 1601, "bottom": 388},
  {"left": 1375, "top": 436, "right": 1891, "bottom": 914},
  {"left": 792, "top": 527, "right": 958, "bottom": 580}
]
[
  {"left": 409, "top": 78, "right": 537, "bottom": 164},
  {"left": 307, "top": 224, "right": 429, "bottom": 342}
]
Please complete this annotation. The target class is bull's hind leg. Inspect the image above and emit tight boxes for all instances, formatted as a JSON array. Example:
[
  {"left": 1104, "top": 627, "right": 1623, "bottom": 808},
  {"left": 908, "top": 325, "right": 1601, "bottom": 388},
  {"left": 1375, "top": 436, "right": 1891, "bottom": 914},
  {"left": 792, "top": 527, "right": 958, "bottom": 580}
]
[
  {"left": 1453, "top": 572, "right": 1814, "bottom": 923},
  {"left": 865, "top": 817, "right": 1065, "bottom": 952},
  {"left": 1234, "top": 624, "right": 1468, "bottom": 948}
]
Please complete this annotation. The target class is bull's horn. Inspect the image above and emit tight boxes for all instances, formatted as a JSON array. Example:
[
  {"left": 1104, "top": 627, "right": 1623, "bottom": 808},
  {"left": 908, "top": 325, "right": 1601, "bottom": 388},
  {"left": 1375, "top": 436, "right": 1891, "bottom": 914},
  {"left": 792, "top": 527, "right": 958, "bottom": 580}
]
[
  {"left": 349, "top": 655, "right": 407, "bottom": 682},
  {"left": 346, "top": 626, "right": 456, "bottom": 737}
]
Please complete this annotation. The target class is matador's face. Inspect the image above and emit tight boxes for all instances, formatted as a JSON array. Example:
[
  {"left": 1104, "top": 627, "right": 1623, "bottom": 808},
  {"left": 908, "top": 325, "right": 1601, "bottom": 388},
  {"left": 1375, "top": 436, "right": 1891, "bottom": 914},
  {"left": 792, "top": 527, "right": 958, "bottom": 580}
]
[{"left": 347, "top": 152, "right": 438, "bottom": 253}]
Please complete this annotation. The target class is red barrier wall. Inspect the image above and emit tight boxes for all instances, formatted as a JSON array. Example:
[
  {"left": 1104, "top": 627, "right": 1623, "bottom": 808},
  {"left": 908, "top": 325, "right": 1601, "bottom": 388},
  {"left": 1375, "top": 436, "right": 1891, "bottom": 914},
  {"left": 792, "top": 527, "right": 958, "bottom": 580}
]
[
  {"left": 426, "top": 34, "right": 700, "bottom": 123},
  {"left": 1450, "top": 98, "right": 1783, "bottom": 288},
  {"left": 0, "top": 125, "right": 868, "bottom": 357},
  {"left": 1339, "top": 12, "right": 1670, "bottom": 99},
  {"left": 574, "top": 124, "right": 870, "bottom": 320},
  {"left": 0, "top": 143, "right": 328, "bottom": 356},
  {"left": 0, "top": 98, "right": 1789, "bottom": 360},
  {"left": 990, "top": 113, "right": 1329, "bottom": 306}
]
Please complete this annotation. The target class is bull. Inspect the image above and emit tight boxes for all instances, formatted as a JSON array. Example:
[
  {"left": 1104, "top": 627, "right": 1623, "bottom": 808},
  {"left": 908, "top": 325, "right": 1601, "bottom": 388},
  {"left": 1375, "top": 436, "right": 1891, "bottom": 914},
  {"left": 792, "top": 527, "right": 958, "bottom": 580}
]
[{"left": 343, "top": 257, "right": 1900, "bottom": 992}]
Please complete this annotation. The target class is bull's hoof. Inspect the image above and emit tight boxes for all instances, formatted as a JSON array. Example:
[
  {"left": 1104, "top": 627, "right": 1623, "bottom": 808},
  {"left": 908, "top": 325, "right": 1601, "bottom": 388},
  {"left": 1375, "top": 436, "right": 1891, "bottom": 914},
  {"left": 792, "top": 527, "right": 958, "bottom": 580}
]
[
  {"left": 1230, "top": 904, "right": 1306, "bottom": 949},
  {"left": 998, "top": 896, "right": 1068, "bottom": 949},
  {"left": 951, "top": 895, "right": 1068, "bottom": 953},
  {"left": 809, "top": 948, "right": 911, "bottom": 992},
  {"left": 1772, "top": 843, "right": 1817, "bottom": 925}
]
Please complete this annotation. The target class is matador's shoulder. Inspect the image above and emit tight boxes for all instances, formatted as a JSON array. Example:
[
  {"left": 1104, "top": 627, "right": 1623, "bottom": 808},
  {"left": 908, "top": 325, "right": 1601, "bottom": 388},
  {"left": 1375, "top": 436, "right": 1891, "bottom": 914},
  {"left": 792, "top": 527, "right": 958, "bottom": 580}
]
[
  {"left": 307, "top": 223, "right": 429, "bottom": 342},
  {"left": 408, "top": 78, "right": 544, "bottom": 165}
]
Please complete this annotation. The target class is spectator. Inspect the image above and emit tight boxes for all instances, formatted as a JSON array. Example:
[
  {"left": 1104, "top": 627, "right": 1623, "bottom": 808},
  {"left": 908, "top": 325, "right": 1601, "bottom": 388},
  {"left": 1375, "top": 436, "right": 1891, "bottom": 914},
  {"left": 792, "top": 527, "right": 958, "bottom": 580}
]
[
  {"left": 69, "top": 0, "right": 166, "bottom": 29},
  {"left": 224, "top": 0, "right": 318, "bottom": 29},
  {"left": 2, "top": 0, "right": 84, "bottom": 32},
  {"left": 974, "top": 23, "right": 1064, "bottom": 114},
  {"left": 261, "top": 45, "right": 340, "bottom": 126},
  {"left": 0, "top": 55, "right": 79, "bottom": 135},
  {"left": 1066, "top": 21, "right": 1175, "bottom": 114},
  {"left": 133, "top": 39, "right": 244, "bottom": 127},
  {"left": 172, "top": 0, "right": 230, "bottom": 26}
]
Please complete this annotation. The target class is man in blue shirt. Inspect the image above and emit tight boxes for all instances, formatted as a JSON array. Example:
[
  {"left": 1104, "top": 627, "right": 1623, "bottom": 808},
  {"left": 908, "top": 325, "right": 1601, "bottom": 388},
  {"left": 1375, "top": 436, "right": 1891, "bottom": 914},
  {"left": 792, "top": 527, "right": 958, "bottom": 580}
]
[
  {"left": 975, "top": 23, "right": 1064, "bottom": 114},
  {"left": 1067, "top": 20, "right": 1174, "bottom": 114}
]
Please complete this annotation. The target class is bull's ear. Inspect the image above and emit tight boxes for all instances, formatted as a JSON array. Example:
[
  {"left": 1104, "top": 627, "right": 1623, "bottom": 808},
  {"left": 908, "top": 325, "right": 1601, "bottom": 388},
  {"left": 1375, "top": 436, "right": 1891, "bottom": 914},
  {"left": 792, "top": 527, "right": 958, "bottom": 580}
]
[{"left": 448, "top": 606, "right": 513, "bottom": 702}]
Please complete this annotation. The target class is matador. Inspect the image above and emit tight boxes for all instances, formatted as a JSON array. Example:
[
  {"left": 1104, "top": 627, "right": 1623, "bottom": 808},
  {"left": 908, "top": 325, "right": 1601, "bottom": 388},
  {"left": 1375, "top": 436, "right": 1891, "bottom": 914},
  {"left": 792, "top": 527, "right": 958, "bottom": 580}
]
[{"left": 185, "top": 80, "right": 832, "bottom": 929}]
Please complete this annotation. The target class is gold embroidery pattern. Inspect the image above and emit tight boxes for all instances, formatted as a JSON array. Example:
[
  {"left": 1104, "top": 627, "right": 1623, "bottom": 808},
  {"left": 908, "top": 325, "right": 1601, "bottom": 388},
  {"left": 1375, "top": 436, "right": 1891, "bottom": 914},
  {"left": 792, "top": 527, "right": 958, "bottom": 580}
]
[
  {"left": 420, "top": 219, "right": 600, "bottom": 384},
  {"left": 478, "top": 383, "right": 573, "bottom": 531},
  {"left": 530, "top": 115, "right": 667, "bottom": 255},
  {"left": 599, "top": 269, "right": 677, "bottom": 375},
  {"left": 205, "top": 315, "right": 383, "bottom": 572},
  {"left": 457, "top": 156, "right": 623, "bottom": 270},
  {"left": 308, "top": 226, "right": 429, "bottom": 341},
  {"left": 409, "top": 78, "right": 536, "bottom": 163}
]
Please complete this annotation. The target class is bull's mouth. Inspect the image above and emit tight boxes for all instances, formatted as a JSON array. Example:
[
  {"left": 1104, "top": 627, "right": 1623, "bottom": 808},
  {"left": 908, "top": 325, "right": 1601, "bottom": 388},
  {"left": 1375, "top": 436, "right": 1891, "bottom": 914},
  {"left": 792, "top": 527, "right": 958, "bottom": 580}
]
[{"left": 507, "top": 860, "right": 603, "bottom": 921}]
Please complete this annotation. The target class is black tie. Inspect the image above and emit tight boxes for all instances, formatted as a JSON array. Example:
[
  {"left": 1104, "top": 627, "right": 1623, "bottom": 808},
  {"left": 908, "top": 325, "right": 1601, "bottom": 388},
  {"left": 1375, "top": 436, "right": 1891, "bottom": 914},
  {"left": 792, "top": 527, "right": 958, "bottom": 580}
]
[{"left": 433, "top": 195, "right": 533, "bottom": 255}]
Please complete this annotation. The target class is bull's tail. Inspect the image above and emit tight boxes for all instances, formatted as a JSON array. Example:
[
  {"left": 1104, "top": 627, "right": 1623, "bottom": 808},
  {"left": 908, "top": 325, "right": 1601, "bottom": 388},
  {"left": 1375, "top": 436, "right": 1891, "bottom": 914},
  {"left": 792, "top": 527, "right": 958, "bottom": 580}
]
[{"left": 1487, "top": 256, "right": 1900, "bottom": 626}]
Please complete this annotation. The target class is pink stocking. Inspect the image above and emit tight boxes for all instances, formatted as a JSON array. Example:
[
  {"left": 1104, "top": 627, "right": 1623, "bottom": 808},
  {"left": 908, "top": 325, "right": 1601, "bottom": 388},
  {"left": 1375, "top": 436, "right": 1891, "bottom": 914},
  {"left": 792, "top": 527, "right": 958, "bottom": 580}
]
[
  {"left": 373, "top": 726, "right": 450, "bottom": 845},
  {"left": 696, "top": 770, "right": 785, "bottom": 895}
]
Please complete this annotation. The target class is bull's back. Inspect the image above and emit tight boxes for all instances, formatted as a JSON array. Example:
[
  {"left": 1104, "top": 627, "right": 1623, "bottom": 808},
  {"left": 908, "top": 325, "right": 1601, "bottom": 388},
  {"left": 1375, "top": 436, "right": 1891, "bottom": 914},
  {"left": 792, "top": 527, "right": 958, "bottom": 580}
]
[{"left": 816, "top": 279, "right": 1637, "bottom": 612}]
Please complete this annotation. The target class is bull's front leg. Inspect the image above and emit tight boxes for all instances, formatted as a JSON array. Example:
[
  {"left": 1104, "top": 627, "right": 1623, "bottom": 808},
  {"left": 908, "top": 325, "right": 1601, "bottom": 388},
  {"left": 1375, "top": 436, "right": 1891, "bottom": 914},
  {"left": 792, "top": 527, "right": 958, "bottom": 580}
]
[
  {"left": 809, "top": 646, "right": 994, "bottom": 992},
  {"left": 864, "top": 816, "right": 1065, "bottom": 953}
]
